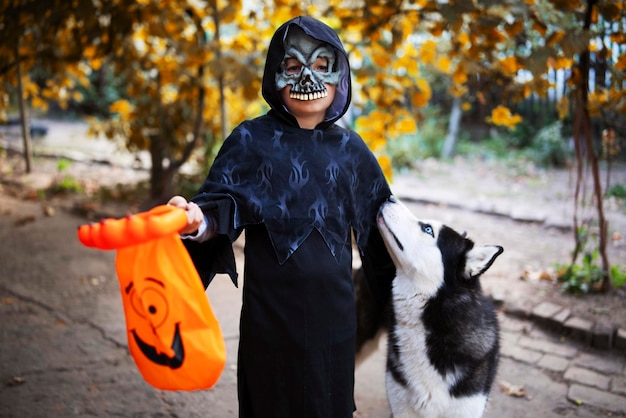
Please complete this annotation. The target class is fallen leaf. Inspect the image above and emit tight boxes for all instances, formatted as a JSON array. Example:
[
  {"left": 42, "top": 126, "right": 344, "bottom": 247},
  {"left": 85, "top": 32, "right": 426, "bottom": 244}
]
[
  {"left": 499, "top": 380, "right": 526, "bottom": 397},
  {"left": 0, "top": 297, "right": 17, "bottom": 305},
  {"left": 14, "top": 215, "right": 36, "bottom": 226},
  {"left": 6, "top": 376, "right": 26, "bottom": 387},
  {"left": 42, "top": 205, "right": 55, "bottom": 217},
  {"left": 520, "top": 268, "right": 555, "bottom": 282}
]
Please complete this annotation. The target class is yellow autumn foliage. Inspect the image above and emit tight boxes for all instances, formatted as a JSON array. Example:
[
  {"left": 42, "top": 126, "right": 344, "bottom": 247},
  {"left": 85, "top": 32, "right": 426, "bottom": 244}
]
[
  {"left": 499, "top": 56, "right": 519, "bottom": 76},
  {"left": 452, "top": 68, "right": 468, "bottom": 86},
  {"left": 532, "top": 19, "right": 547, "bottom": 36},
  {"left": 411, "top": 78, "right": 432, "bottom": 108},
  {"left": 588, "top": 90, "right": 609, "bottom": 117},
  {"left": 371, "top": 51, "right": 392, "bottom": 68},
  {"left": 419, "top": 40, "right": 437, "bottom": 65},
  {"left": 486, "top": 105, "right": 523, "bottom": 130},
  {"left": 616, "top": 53, "right": 626, "bottom": 71},
  {"left": 3, "top": 0, "right": 625, "bottom": 192},
  {"left": 504, "top": 20, "right": 523, "bottom": 37},
  {"left": 396, "top": 117, "right": 417, "bottom": 135},
  {"left": 110, "top": 100, "right": 134, "bottom": 118},
  {"left": 377, "top": 154, "right": 393, "bottom": 183},
  {"left": 435, "top": 56, "right": 451, "bottom": 74},
  {"left": 355, "top": 108, "right": 416, "bottom": 153},
  {"left": 548, "top": 56, "right": 573, "bottom": 70},
  {"left": 457, "top": 32, "right": 470, "bottom": 47},
  {"left": 31, "top": 96, "right": 49, "bottom": 112}
]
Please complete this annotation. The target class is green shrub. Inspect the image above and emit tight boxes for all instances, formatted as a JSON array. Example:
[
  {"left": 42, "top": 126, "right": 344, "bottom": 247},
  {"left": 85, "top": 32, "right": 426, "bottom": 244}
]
[
  {"left": 48, "top": 158, "right": 83, "bottom": 195},
  {"left": 557, "top": 251, "right": 606, "bottom": 294},
  {"left": 611, "top": 265, "right": 626, "bottom": 288},
  {"left": 524, "top": 121, "right": 571, "bottom": 167},
  {"left": 386, "top": 107, "right": 448, "bottom": 170},
  {"left": 457, "top": 134, "right": 520, "bottom": 161},
  {"left": 607, "top": 184, "right": 626, "bottom": 201}
]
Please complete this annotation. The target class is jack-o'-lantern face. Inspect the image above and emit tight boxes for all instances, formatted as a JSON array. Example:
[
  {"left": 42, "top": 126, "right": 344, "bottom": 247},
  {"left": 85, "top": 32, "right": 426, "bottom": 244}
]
[
  {"left": 113, "top": 233, "right": 226, "bottom": 390},
  {"left": 78, "top": 205, "right": 225, "bottom": 390},
  {"left": 125, "top": 277, "right": 184, "bottom": 369}
]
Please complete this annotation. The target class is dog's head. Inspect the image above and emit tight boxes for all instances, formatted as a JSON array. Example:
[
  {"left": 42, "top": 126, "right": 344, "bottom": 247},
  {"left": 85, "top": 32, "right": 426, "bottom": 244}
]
[{"left": 377, "top": 197, "right": 503, "bottom": 297}]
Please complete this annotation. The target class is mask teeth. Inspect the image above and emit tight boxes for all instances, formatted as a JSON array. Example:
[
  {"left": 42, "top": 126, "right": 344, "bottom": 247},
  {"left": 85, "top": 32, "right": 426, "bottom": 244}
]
[{"left": 290, "top": 89, "right": 328, "bottom": 101}]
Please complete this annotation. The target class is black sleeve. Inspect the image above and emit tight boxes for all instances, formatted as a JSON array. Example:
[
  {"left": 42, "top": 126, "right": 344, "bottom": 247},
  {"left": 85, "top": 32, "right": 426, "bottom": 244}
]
[
  {"left": 360, "top": 225, "right": 395, "bottom": 306},
  {"left": 183, "top": 195, "right": 242, "bottom": 289}
]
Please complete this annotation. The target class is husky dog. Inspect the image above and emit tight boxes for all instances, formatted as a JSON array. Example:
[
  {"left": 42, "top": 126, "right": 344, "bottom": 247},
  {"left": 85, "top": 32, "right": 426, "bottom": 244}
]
[{"left": 356, "top": 197, "right": 502, "bottom": 418}]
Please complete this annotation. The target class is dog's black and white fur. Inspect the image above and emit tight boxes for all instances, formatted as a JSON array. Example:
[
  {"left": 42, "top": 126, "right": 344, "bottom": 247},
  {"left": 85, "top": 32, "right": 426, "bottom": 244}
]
[{"left": 356, "top": 198, "right": 503, "bottom": 418}]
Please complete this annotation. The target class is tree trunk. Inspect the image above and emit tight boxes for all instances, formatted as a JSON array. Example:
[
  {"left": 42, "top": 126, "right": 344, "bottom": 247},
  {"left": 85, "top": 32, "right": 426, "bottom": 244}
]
[
  {"left": 144, "top": 130, "right": 176, "bottom": 210},
  {"left": 145, "top": 72, "right": 174, "bottom": 209},
  {"left": 214, "top": 11, "right": 228, "bottom": 140},
  {"left": 442, "top": 96, "right": 461, "bottom": 158},
  {"left": 570, "top": 100, "right": 585, "bottom": 268},
  {"left": 143, "top": 11, "right": 208, "bottom": 210},
  {"left": 15, "top": 37, "right": 32, "bottom": 173},
  {"left": 569, "top": 0, "right": 611, "bottom": 291}
]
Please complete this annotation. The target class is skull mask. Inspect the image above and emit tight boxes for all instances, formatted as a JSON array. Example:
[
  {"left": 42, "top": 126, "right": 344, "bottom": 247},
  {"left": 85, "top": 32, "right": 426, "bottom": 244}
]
[{"left": 275, "top": 26, "right": 341, "bottom": 101}]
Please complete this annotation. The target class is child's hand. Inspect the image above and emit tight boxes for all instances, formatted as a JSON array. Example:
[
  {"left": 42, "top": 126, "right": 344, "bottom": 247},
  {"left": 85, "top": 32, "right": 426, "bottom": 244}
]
[{"left": 167, "top": 196, "right": 204, "bottom": 235}]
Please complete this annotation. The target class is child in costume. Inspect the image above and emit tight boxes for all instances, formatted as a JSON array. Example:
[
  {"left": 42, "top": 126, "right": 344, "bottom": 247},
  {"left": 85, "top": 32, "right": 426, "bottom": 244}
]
[{"left": 169, "top": 16, "right": 394, "bottom": 417}]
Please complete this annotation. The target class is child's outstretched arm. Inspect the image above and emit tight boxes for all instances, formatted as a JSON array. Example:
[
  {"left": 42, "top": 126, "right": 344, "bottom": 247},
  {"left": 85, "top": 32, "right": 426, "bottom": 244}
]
[{"left": 168, "top": 196, "right": 216, "bottom": 241}]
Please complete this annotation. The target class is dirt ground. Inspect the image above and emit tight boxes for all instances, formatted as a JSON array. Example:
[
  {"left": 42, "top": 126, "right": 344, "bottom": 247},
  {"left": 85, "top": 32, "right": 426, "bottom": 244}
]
[{"left": 1, "top": 125, "right": 626, "bottom": 331}]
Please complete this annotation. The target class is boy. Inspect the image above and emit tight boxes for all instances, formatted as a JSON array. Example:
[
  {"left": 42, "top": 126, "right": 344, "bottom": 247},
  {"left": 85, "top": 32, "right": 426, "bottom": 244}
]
[{"left": 169, "top": 16, "right": 394, "bottom": 417}]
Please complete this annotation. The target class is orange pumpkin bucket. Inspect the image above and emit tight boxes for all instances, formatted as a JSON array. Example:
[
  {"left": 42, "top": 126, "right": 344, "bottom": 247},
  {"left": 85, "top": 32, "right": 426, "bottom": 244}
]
[{"left": 78, "top": 205, "right": 226, "bottom": 391}]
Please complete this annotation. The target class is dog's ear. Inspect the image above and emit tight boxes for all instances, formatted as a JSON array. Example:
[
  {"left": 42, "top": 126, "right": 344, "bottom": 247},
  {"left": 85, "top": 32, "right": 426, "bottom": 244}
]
[{"left": 464, "top": 245, "right": 503, "bottom": 279}]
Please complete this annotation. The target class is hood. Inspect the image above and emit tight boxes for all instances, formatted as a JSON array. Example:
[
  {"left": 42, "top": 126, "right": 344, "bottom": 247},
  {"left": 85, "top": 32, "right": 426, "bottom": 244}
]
[{"left": 261, "top": 16, "right": 351, "bottom": 129}]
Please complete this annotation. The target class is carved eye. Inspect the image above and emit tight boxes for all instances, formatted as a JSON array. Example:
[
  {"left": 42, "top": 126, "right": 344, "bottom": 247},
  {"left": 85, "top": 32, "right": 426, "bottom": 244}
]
[
  {"left": 419, "top": 222, "right": 434, "bottom": 237},
  {"left": 127, "top": 278, "right": 169, "bottom": 329}
]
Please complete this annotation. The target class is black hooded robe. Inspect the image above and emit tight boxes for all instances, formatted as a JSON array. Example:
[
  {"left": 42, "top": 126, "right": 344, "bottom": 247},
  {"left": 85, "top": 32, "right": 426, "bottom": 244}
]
[{"left": 184, "top": 16, "right": 394, "bottom": 418}]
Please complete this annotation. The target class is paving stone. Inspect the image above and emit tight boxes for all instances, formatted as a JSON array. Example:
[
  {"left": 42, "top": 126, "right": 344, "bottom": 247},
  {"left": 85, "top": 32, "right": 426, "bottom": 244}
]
[
  {"left": 503, "top": 299, "right": 533, "bottom": 319},
  {"left": 612, "top": 376, "right": 626, "bottom": 396},
  {"left": 531, "top": 301, "right": 565, "bottom": 328},
  {"left": 499, "top": 315, "right": 532, "bottom": 333},
  {"left": 527, "top": 326, "right": 560, "bottom": 341},
  {"left": 591, "top": 320, "right": 615, "bottom": 349},
  {"left": 615, "top": 328, "right": 626, "bottom": 350},
  {"left": 517, "top": 335, "right": 578, "bottom": 358},
  {"left": 573, "top": 353, "right": 626, "bottom": 375},
  {"left": 564, "top": 366, "right": 611, "bottom": 390},
  {"left": 499, "top": 330, "right": 520, "bottom": 348},
  {"left": 568, "top": 384, "right": 626, "bottom": 415},
  {"left": 500, "top": 344, "right": 543, "bottom": 364},
  {"left": 553, "top": 307, "right": 571, "bottom": 325},
  {"left": 531, "top": 301, "right": 562, "bottom": 317},
  {"left": 564, "top": 316, "right": 594, "bottom": 344},
  {"left": 537, "top": 354, "right": 569, "bottom": 372}
]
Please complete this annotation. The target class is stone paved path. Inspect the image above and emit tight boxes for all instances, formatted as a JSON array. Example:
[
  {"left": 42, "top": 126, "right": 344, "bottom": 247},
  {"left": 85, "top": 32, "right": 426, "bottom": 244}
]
[{"left": 1, "top": 120, "right": 625, "bottom": 417}]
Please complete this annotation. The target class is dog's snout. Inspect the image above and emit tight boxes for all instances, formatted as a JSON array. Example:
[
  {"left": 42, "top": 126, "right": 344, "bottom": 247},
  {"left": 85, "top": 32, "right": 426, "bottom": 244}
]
[{"left": 378, "top": 195, "right": 398, "bottom": 218}]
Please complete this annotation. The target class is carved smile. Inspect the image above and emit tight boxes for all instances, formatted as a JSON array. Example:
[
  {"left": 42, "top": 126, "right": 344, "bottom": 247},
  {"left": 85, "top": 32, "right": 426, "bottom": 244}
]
[{"left": 131, "top": 323, "right": 184, "bottom": 369}]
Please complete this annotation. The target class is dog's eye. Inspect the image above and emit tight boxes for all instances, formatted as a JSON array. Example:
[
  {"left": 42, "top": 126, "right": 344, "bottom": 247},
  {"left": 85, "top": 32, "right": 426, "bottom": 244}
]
[{"left": 419, "top": 222, "right": 434, "bottom": 237}]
